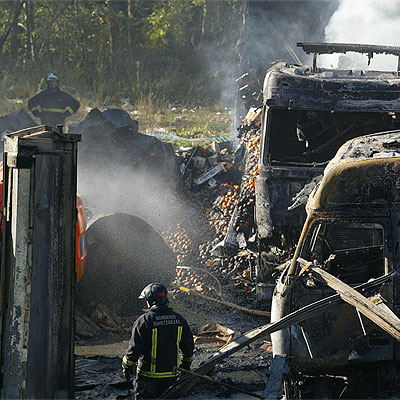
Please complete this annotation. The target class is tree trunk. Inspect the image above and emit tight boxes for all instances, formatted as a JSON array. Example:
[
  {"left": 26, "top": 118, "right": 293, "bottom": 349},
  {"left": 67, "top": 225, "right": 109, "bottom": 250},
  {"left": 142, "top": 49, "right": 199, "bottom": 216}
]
[
  {"left": 0, "top": 0, "right": 23, "bottom": 54},
  {"left": 74, "top": 0, "right": 87, "bottom": 66},
  {"left": 24, "top": 0, "right": 35, "bottom": 62},
  {"left": 10, "top": 2, "right": 18, "bottom": 59},
  {"left": 107, "top": 0, "right": 120, "bottom": 72},
  {"left": 127, "top": 0, "right": 134, "bottom": 51}
]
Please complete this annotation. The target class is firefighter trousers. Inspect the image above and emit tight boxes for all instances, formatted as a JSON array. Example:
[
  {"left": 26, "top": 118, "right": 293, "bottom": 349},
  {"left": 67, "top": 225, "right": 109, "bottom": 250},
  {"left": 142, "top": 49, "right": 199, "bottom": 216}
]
[{"left": 133, "top": 375, "right": 177, "bottom": 399}]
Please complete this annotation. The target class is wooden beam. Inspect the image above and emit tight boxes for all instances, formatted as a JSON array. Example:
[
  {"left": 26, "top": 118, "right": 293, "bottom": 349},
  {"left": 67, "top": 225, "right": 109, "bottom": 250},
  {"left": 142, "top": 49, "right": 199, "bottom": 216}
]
[{"left": 310, "top": 266, "right": 400, "bottom": 341}]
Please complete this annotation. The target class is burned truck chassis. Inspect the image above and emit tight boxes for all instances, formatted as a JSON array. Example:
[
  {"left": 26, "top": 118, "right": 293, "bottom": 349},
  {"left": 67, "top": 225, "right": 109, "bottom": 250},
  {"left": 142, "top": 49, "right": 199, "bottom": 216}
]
[
  {"left": 255, "top": 43, "right": 400, "bottom": 287},
  {"left": 267, "top": 131, "right": 400, "bottom": 399}
]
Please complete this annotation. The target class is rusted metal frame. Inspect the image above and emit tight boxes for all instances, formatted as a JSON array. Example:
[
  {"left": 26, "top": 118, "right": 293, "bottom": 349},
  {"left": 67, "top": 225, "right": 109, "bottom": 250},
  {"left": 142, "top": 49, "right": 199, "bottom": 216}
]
[
  {"left": 287, "top": 215, "right": 390, "bottom": 283},
  {"left": 299, "top": 42, "right": 400, "bottom": 74},
  {"left": 281, "top": 260, "right": 312, "bottom": 297},
  {"left": 177, "top": 367, "right": 264, "bottom": 399},
  {"left": 297, "top": 42, "right": 400, "bottom": 57},
  {"left": 304, "top": 264, "right": 400, "bottom": 341},
  {"left": 160, "top": 271, "right": 395, "bottom": 399},
  {"left": 286, "top": 215, "right": 315, "bottom": 280},
  {"left": 312, "top": 52, "right": 317, "bottom": 72}
]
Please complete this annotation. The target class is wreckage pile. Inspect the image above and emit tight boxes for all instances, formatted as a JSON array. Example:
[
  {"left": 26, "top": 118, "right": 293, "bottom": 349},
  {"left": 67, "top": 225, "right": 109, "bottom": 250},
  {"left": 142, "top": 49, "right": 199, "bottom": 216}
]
[{"left": 162, "top": 109, "right": 263, "bottom": 306}]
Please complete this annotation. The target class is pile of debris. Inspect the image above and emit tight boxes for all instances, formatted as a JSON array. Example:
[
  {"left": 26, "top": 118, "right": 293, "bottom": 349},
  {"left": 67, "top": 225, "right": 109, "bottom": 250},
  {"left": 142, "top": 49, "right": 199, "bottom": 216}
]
[
  {"left": 236, "top": 66, "right": 265, "bottom": 113},
  {"left": 162, "top": 108, "right": 263, "bottom": 306},
  {"left": 177, "top": 141, "right": 240, "bottom": 190},
  {"left": 71, "top": 107, "right": 179, "bottom": 185},
  {"left": 76, "top": 213, "right": 177, "bottom": 320}
]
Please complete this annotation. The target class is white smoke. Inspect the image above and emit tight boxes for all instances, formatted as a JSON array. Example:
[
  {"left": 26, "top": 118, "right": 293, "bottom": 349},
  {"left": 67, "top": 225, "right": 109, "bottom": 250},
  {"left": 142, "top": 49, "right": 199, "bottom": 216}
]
[{"left": 319, "top": 0, "right": 400, "bottom": 71}]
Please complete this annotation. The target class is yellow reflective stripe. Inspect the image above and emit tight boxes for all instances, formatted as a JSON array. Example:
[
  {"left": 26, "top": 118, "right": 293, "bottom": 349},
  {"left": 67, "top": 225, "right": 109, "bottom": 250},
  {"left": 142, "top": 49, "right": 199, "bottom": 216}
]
[
  {"left": 181, "top": 355, "right": 193, "bottom": 362},
  {"left": 41, "top": 107, "right": 64, "bottom": 113},
  {"left": 137, "top": 368, "right": 179, "bottom": 378},
  {"left": 122, "top": 355, "right": 135, "bottom": 366},
  {"left": 176, "top": 326, "right": 182, "bottom": 367},
  {"left": 65, "top": 106, "right": 74, "bottom": 115},
  {"left": 151, "top": 328, "right": 158, "bottom": 374},
  {"left": 30, "top": 106, "right": 40, "bottom": 112}
]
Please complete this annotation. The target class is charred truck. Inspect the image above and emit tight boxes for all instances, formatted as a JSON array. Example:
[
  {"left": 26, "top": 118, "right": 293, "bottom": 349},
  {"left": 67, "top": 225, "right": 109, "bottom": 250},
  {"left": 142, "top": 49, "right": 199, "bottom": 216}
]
[
  {"left": 270, "top": 131, "right": 400, "bottom": 398},
  {"left": 255, "top": 43, "right": 400, "bottom": 292}
]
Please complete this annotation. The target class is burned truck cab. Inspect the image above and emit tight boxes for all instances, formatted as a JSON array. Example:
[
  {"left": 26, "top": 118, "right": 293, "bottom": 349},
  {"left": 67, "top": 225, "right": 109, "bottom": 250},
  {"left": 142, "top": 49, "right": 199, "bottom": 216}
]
[
  {"left": 271, "top": 131, "right": 400, "bottom": 397},
  {"left": 255, "top": 44, "right": 400, "bottom": 281}
]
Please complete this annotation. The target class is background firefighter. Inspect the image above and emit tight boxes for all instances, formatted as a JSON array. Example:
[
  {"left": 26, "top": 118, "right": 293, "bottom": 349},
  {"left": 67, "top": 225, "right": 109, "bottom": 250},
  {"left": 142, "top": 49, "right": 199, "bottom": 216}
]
[
  {"left": 122, "top": 283, "right": 194, "bottom": 399},
  {"left": 28, "top": 72, "right": 80, "bottom": 127}
]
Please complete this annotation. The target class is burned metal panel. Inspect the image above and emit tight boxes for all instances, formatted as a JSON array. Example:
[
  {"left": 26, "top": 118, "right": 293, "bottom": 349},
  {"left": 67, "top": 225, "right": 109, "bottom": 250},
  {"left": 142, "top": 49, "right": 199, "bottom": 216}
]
[
  {"left": 263, "top": 64, "right": 400, "bottom": 112},
  {"left": 0, "top": 127, "right": 80, "bottom": 399},
  {"left": 256, "top": 164, "right": 324, "bottom": 240},
  {"left": 329, "top": 129, "right": 400, "bottom": 162},
  {"left": 307, "top": 157, "right": 400, "bottom": 215}
]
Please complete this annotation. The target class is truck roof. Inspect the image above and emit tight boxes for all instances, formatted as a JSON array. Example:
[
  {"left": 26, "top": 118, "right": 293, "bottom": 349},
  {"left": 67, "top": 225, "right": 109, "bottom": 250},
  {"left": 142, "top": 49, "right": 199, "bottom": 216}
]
[
  {"left": 306, "top": 131, "right": 400, "bottom": 213},
  {"left": 263, "top": 63, "right": 400, "bottom": 112}
]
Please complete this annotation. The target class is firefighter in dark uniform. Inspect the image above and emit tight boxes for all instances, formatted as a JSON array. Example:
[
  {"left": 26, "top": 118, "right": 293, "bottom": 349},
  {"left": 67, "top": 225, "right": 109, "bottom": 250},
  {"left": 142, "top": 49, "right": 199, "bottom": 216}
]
[
  {"left": 122, "top": 283, "right": 194, "bottom": 399},
  {"left": 28, "top": 72, "right": 80, "bottom": 127}
]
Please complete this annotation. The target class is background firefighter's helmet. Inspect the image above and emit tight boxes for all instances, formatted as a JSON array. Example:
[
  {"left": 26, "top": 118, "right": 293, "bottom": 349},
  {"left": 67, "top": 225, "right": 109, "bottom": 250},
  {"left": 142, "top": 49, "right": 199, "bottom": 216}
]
[
  {"left": 139, "top": 283, "right": 169, "bottom": 306},
  {"left": 46, "top": 72, "right": 59, "bottom": 88}
]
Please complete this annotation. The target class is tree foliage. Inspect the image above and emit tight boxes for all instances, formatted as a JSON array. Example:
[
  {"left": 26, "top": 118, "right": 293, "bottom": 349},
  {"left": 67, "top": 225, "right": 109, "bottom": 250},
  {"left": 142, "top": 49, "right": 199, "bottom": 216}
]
[{"left": 0, "top": 0, "right": 244, "bottom": 104}]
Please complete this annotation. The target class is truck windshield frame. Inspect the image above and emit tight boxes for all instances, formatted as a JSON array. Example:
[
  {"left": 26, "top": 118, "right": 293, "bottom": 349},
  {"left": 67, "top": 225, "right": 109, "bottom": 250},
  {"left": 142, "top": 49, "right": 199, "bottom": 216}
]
[
  {"left": 262, "top": 107, "right": 400, "bottom": 165},
  {"left": 298, "top": 219, "right": 388, "bottom": 285}
]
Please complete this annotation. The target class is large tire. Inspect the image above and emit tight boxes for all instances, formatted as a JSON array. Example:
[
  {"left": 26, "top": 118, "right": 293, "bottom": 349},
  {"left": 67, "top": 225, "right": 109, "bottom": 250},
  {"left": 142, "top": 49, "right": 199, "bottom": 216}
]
[{"left": 76, "top": 213, "right": 176, "bottom": 317}]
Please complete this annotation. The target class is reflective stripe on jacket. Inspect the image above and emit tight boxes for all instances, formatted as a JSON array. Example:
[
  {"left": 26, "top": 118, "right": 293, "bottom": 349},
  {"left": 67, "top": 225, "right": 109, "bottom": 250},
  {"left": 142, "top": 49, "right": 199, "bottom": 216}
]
[{"left": 123, "top": 305, "right": 194, "bottom": 379}]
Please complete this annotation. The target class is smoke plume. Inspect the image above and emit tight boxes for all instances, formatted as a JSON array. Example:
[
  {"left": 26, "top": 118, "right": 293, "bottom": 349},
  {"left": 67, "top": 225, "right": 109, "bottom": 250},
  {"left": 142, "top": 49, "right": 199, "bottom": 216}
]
[{"left": 319, "top": 0, "right": 400, "bottom": 70}]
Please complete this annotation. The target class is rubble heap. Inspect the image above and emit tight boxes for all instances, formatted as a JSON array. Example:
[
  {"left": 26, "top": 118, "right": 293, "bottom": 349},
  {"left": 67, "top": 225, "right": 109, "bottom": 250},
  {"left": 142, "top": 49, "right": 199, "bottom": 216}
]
[
  {"left": 162, "top": 109, "right": 263, "bottom": 306},
  {"left": 76, "top": 213, "right": 176, "bottom": 318}
]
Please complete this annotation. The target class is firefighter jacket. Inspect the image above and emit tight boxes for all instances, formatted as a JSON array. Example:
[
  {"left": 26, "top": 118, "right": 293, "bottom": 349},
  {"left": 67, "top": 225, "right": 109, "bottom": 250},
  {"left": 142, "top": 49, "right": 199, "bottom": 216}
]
[
  {"left": 28, "top": 88, "right": 80, "bottom": 127},
  {"left": 122, "top": 304, "right": 194, "bottom": 379}
]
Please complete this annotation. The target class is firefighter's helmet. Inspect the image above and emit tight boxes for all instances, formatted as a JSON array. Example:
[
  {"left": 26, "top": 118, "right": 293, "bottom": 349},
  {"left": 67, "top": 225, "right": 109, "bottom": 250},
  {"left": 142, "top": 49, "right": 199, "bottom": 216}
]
[
  {"left": 46, "top": 72, "right": 59, "bottom": 82},
  {"left": 46, "top": 72, "right": 59, "bottom": 89},
  {"left": 139, "top": 283, "right": 169, "bottom": 306}
]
